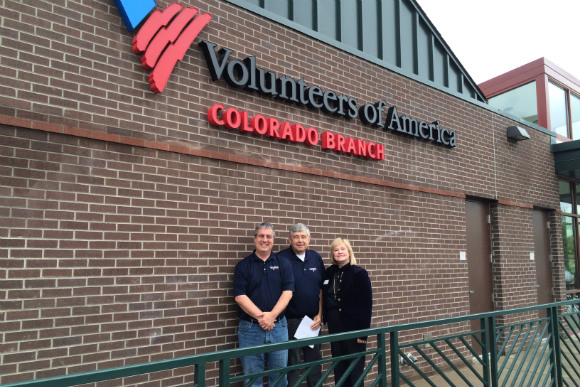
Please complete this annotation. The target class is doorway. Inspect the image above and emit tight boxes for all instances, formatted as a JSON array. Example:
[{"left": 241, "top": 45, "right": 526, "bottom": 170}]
[
  {"left": 533, "top": 209, "right": 554, "bottom": 312},
  {"left": 466, "top": 199, "right": 494, "bottom": 353},
  {"left": 466, "top": 199, "right": 494, "bottom": 315}
]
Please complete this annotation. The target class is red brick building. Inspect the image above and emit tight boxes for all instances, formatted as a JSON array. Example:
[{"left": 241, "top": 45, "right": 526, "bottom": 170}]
[{"left": 0, "top": 0, "right": 567, "bottom": 385}]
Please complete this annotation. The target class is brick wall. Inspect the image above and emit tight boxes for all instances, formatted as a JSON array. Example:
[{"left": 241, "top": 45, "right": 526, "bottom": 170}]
[
  {"left": 0, "top": 0, "right": 564, "bottom": 384},
  {"left": 491, "top": 205, "right": 536, "bottom": 312}
]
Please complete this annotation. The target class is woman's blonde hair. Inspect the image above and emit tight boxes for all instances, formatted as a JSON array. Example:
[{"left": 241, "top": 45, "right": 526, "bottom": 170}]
[{"left": 329, "top": 238, "right": 357, "bottom": 265}]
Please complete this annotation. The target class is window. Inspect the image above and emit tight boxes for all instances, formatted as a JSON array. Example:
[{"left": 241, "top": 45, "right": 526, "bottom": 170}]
[
  {"left": 577, "top": 182, "right": 580, "bottom": 215},
  {"left": 548, "top": 82, "right": 580, "bottom": 140},
  {"left": 549, "top": 82, "right": 569, "bottom": 138},
  {"left": 571, "top": 93, "right": 580, "bottom": 141},
  {"left": 561, "top": 180, "right": 574, "bottom": 213},
  {"left": 560, "top": 181, "right": 580, "bottom": 291},
  {"left": 488, "top": 82, "right": 538, "bottom": 125}
]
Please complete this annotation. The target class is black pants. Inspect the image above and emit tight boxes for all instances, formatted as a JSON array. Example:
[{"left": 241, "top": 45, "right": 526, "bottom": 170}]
[
  {"left": 287, "top": 317, "right": 322, "bottom": 387},
  {"left": 327, "top": 309, "right": 366, "bottom": 387}
]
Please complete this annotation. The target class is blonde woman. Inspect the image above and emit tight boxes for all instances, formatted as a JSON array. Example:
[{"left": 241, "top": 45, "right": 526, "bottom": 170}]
[{"left": 322, "top": 238, "right": 373, "bottom": 386}]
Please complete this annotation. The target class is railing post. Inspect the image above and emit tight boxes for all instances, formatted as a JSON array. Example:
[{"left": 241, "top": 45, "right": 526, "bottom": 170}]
[
  {"left": 389, "top": 331, "right": 400, "bottom": 387},
  {"left": 480, "top": 317, "right": 489, "bottom": 387},
  {"left": 484, "top": 316, "right": 498, "bottom": 387},
  {"left": 194, "top": 363, "right": 206, "bottom": 387},
  {"left": 219, "top": 359, "right": 230, "bottom": 387},
  {"left": 377, "top": 332, "right": 388, "bottom": 387},
  {"left": 547, "top": 305, "right": 562, "bottom": 387}
]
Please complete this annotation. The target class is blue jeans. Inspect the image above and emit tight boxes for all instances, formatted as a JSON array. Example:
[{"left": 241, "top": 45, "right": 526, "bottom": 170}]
[{"left": 238, "top": 317, "right": 288, "bottom": 387}]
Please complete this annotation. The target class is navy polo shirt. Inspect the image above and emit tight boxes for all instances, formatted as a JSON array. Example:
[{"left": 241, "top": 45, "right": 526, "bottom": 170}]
[
  {"left": 277, "top": 247, "right": 325, "bottom": 319},
  {"left": 233, "top": 250, "right": 294, "bottom": 321}
]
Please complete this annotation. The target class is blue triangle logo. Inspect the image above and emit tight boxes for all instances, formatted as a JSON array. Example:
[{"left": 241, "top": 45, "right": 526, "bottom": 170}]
[{"left": 114, "top": 0, "right": 156, "bottom": 31}]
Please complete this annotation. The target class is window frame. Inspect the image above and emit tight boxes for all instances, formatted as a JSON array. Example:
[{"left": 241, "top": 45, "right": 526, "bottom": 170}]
[
  {"left": 561, "top": 179, "right": 580, "bottom": 294},
  {"left": 548, "top": 79, "right": 580, "bottom": 140},
  {"left": 570, "top": 92, "right": 580, "bottom": 140}
]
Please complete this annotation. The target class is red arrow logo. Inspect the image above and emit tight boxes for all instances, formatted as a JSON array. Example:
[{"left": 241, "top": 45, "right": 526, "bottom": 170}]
[{"left": 132, "top": 2, "right": 212, "bottom": 93}]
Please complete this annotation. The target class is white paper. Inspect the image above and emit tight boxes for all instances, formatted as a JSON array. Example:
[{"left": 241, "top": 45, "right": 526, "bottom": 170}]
[{"left": 294, "top": 315, "right": 321, "bottom": 348}]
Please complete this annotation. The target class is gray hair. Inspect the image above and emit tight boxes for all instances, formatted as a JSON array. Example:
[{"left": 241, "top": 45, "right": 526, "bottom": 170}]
[
  {"left": 289, "top": 223, "right": 310, "bottom": 237},
  {"left": 254, "top": 222, "right": 276, "bottom": 237}
]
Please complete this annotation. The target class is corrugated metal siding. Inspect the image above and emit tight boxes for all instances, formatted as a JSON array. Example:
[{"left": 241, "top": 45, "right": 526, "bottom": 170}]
[{"left": 222, "top": 0, "right": 486, "bottom": 103}]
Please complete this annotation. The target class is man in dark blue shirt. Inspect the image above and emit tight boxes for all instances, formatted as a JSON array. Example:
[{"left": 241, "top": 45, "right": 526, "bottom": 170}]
[
  {"left": 277, "top": 223, "right": 324, "bottom": 387},
  {"left": 234, "top": 222, "right": 294, "bottom": 387}
]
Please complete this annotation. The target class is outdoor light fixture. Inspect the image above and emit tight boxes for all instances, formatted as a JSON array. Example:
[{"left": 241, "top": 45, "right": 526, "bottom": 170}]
[{"left": 507, "top": 125, "right": 530, "bottom": 141}]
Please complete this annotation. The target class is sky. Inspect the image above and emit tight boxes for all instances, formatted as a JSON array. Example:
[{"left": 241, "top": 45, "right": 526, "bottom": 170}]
[{"left": 415, "top": 0, "right": 580, "bottom": 84}]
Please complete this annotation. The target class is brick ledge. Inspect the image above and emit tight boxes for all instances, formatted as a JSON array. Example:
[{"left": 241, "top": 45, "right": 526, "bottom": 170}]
[{"left": 0, "top": 114, "right": 477, "bottom": 202}]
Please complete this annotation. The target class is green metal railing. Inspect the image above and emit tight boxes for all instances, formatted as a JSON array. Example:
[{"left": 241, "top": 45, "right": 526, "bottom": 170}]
[{"left": 2, "top": 300, "right": 579, "bottom": 387}]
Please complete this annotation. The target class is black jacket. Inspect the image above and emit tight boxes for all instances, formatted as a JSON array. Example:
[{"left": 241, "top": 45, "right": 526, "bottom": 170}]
[{"left": 322, "top": 263, "right": 372, "bottom": 334}]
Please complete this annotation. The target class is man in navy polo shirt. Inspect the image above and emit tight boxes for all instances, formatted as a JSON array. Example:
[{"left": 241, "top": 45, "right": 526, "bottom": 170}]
[
  {"left": 234, "top": 222, "right": 294, "bottom": 387},
  {"left": 277, "top": 223, "right": 324, "bottom": 387}
]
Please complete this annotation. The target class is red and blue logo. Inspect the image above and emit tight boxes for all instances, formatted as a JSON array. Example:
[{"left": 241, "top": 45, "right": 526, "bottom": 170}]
[{"left": 114, "top": 0, "right": 212, "bottom": 93}]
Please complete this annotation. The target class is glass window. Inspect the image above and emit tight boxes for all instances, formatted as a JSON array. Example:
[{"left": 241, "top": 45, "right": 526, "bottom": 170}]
[
  {"left": 571, "top": 93, "right": 580, "bottom": 141},
  {"left": 577, "top": 184, "right": 580, "bottom": 214},
  {"left": 549, "top": 82, "right": 569, "bottom": 137},
  {"left": 563, "top": 216, "right": 577, "bottom": 290},
  {"left": 488, "top": 82, "right": 538, "bottom": 124},
  {"left": 561, "top": 181, "right": 580, "bottom": 292},
  {"left": 560, "top": 180, "right": 573, "bottom": 213}
]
